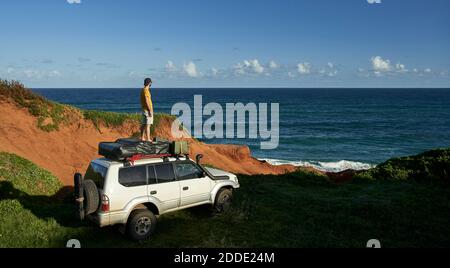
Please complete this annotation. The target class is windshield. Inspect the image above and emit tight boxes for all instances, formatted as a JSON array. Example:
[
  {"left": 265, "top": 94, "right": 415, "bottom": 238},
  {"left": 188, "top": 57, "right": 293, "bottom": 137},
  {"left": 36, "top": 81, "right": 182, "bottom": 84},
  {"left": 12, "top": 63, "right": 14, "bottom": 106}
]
[{"left": 85, "top": 162, "right": 107, "bottom": 189}]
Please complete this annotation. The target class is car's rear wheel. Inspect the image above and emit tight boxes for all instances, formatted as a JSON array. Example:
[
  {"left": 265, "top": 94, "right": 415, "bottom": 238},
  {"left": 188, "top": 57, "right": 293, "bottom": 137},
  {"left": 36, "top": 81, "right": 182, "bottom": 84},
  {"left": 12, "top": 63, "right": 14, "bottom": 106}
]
[
  {"left": 214, "top": 188, "right": 233, "bottom": 213},
  {"left": 127, "top": 209, "right": 157, "bottom": 241}
]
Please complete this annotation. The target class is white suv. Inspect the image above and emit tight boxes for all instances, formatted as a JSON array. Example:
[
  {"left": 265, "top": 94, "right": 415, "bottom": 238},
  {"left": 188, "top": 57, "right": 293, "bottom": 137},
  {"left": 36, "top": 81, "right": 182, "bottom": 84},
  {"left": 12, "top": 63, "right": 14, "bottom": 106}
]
[{"left": 74, "top": 155, "right": 240, "bottom": 241}]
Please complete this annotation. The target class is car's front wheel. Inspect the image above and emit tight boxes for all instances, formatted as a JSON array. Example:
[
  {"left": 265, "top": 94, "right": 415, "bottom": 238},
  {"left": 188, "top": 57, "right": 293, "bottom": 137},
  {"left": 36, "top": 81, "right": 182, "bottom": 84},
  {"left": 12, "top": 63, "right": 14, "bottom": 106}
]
[
  {"left": 214, "top": 188, "right": 233, "bottom": 213},
  {"left": 127, "top": 209, "right": 157, "bottom": 241}
]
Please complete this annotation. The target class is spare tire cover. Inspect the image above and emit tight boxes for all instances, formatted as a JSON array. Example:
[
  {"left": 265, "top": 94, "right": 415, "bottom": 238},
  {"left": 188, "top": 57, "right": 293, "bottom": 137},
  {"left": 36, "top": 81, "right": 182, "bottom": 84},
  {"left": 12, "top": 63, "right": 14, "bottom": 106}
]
[{"left": 82, "top": 180, "right": 100, "bottom": 216}]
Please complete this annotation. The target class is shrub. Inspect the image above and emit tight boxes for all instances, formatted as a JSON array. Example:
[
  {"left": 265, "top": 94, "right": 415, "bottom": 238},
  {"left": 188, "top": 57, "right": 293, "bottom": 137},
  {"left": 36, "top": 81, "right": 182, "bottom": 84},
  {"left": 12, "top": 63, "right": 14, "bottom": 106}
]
[{"left": 355, "top": 148, "right": 450, "bottom": 185}]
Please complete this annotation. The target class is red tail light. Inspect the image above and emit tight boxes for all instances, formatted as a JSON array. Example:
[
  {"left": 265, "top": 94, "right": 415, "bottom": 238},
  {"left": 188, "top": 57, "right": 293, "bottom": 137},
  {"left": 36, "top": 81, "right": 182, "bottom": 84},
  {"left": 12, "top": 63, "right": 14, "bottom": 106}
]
[{"left": 101, "top": 194, "right": 110, "bottom": 212}]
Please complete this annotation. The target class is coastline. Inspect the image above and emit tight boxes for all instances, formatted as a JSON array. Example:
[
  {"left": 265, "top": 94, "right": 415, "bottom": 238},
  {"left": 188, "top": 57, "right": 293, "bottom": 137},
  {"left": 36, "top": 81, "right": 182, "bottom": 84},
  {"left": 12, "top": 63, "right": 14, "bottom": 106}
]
[
  {"left": 1, "top": 81, "right": 447, "bottom": 185},
  {"left": 260, "top": 158, "right": 375, "bottom": 173},
  {"left": 0, "top": 81, "right": 302, "bottom": 184}
]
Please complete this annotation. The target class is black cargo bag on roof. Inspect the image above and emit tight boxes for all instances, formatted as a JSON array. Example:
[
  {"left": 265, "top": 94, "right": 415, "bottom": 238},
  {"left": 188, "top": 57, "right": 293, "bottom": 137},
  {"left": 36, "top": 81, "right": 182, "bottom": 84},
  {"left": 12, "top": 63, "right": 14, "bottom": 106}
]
[{"left": 99, "top": 138, "right": 171, "bottom": 160}]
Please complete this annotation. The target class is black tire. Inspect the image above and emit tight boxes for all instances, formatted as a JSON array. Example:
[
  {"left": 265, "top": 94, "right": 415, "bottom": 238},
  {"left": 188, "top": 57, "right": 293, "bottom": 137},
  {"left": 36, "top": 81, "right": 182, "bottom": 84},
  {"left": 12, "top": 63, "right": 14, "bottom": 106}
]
[
  {"left": 214, "top": 188, "right": 233, "bottom": 213},
  {"left": 127, "top": 209, "right": 157, "bottom": 241},
  {"left": 82, "top": 180, "right": 100, "bottom": 216}
]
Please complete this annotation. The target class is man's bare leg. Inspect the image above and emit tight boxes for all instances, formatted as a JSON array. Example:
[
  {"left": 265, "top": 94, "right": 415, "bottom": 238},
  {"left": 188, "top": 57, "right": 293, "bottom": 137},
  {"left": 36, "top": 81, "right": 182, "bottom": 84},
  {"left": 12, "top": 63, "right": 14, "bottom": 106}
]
[
  {"left": 146, "top": 124, "right": 152, "bottom": 142},
  {"left": 140, "top": 125, "right": 146, "bottom": 141}
]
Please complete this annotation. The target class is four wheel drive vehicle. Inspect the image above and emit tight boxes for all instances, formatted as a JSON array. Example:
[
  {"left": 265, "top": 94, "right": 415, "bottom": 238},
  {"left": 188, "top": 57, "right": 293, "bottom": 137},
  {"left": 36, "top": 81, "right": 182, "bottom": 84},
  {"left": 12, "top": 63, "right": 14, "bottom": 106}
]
[{"left": 74, "top": 154, "right": 240, "bottom": 241}]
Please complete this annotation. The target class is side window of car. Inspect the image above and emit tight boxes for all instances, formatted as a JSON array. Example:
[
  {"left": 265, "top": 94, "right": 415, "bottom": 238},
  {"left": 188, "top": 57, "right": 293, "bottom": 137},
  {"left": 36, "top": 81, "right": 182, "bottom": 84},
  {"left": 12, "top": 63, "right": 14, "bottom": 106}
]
[
  {"left": 119, "top": 165, "right": 147, "bottom": 187},
  {"left": 147, "top": 165, "right": 157, "bottom": 185},
  {"left": 175, "top": 162, "right": 204, "bottom": 180},
  {"left": 154, "top": 163, "right": 176, "bottom": 183}
]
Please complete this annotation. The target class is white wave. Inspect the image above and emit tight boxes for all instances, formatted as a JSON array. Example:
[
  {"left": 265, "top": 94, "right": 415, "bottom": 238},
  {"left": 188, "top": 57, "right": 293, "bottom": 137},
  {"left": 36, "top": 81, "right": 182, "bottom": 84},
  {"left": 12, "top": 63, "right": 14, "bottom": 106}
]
[{"left": 260, "top": 158, "right": 375, "bottom": 173}]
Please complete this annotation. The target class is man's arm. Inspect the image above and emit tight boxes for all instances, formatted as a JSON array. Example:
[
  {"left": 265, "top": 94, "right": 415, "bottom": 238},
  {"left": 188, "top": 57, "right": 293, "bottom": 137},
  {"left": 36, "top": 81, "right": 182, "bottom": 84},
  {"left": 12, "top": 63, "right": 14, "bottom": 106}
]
[{"left": 145, "top": 95, "right": 153, "bottom": 115}]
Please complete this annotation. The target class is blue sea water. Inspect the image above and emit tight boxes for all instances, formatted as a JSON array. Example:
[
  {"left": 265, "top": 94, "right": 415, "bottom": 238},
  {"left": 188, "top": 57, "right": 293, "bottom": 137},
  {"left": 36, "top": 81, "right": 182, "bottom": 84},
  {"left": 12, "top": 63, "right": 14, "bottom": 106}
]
[{"left": 33, "top": 88, "right": 450, "bottom": 172}]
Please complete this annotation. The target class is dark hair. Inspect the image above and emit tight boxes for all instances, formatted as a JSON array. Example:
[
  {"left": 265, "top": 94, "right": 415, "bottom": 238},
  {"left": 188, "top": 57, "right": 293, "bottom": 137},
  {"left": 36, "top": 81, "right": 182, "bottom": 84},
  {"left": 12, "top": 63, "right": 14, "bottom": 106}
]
[{"left": 144, "top": 78, "right": 152, "bottom": 86}]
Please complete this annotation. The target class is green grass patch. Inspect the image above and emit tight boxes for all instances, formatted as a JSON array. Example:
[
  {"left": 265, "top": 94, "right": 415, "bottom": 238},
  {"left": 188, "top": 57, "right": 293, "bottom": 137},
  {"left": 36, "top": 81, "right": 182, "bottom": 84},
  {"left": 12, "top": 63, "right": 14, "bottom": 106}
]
[
  {"left": 0, "top": 80, "right": 70, "bottom": 132},
  {"left": 0, "top": 79, "right": 178, "bottom": 134},
  {"left": 83, "top": 110, "right": 175, "bottom": 134},
  {"left": 83, "top": 110, "right": 141, "bottom": 130},
  {"left": 1, "top": 151, "right": 450, "bottom": 248},
  {"left": 0, "top": 153, "right": 62, "bottom": 196},
  {"left": 355, "top": 148, "right": 450, "bottom": 185}
]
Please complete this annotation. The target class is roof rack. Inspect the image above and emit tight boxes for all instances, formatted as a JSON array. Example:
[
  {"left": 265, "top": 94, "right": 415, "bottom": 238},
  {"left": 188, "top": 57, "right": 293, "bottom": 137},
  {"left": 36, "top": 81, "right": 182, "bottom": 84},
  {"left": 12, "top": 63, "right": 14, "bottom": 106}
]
[{"left": 124, "top": 153, "right": 189, "bottom": 166}]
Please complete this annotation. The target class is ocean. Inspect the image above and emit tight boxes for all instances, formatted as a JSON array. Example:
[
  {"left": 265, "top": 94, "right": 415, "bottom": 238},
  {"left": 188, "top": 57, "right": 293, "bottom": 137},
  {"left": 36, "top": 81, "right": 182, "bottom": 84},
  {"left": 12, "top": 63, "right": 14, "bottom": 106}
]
[{"left": 33, "top": 88, "right": 450, "bottom": 172}]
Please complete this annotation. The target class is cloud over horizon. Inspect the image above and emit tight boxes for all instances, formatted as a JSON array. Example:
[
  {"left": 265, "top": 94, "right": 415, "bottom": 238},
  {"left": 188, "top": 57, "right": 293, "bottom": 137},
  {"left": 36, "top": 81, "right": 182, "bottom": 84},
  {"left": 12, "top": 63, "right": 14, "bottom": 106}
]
[
  {"left": 297, "top": 63, "right": 312, "bottom": 75},
  {"left": 183, "top": 61, "right": 200, "bottom": 78},
  {"left": 234, "top": 59, "right": 265, "bottom": 75}
]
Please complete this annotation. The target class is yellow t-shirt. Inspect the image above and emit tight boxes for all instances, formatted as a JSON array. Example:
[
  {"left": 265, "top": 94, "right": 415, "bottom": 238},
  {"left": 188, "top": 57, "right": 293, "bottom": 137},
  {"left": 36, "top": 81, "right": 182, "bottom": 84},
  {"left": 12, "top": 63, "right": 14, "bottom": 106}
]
[{"left": 140, "top": 87, "right": 153, "bottom": 112}]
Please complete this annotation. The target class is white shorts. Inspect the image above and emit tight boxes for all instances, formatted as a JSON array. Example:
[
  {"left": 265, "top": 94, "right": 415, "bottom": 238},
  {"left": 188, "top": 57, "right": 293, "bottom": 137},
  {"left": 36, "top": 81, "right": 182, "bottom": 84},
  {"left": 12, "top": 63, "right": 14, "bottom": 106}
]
[{"left": 142, "top": 110, "right": 154, "bottom": 125}]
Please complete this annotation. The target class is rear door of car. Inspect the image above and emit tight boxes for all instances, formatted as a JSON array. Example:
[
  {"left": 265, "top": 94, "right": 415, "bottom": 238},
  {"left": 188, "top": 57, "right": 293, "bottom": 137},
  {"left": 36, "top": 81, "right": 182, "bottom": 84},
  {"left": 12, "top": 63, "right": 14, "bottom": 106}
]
[
  {"left": 114, "top": 165, "right": 148, "bottom": 211},
  {"left": 148, "top": 163, "right": 180, "bottom": 211},
  {"left": 175, "top": 161, "right": 212, "bottom": 207}
]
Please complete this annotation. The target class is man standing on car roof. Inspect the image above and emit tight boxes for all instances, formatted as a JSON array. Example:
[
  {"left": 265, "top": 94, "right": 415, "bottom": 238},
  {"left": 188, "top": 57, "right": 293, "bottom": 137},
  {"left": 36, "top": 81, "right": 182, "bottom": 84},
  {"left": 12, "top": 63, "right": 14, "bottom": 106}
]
[{"left": 140, "top": 78, "right": 154, "bottom": 142}]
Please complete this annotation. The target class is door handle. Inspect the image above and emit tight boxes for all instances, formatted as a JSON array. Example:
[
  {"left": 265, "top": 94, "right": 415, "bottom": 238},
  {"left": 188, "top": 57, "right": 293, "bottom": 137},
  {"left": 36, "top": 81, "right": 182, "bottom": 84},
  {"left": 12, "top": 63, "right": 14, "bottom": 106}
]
[
  {"left": 183, "top": 186, "right": 189, "bottom": 191},
  {"left": 150, "top": 191, "right": 157, "bottom": 195}
]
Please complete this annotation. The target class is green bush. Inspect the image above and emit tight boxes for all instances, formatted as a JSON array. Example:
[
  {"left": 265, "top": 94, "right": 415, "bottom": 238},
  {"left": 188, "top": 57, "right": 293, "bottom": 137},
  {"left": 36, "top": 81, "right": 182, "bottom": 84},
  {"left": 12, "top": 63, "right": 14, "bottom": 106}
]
[
  {"left": 355, "top": 148, "right": 450, "bottom": 185},
  {"left": 0, "top": 80, "right": 69, "bottom": 132}
]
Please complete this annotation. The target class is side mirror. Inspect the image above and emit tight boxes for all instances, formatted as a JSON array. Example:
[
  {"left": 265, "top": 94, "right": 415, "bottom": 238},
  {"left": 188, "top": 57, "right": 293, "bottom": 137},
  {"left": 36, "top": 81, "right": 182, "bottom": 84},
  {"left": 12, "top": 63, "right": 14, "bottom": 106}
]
[{"left": 196, "top": 154, "right": 204, "bottom": 165}]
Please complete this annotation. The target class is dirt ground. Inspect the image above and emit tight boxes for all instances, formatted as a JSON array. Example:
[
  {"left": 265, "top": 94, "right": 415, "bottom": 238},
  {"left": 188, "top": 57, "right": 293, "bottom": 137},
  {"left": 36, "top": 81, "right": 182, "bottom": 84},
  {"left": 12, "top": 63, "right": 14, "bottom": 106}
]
[{"left": 0, "top": 100, "right": 301, "bottom": 185}]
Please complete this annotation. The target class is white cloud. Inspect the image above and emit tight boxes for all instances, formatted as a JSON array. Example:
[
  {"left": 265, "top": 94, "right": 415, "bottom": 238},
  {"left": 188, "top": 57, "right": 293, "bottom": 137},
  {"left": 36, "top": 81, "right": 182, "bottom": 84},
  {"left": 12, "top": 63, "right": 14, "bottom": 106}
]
[
  {"left": 7, "top": 67, "right": 14, "bottom": 74},
  {"left": 23, "top": 69, "right": 62, "bottom": 79},
  {"left": 269, "top": 60, "right": 279, "bottom": 69},
  {"left": 320, "top": 62, "right": 338, "bottom": 77},
  {"left": 234, "top": 64, "right": 246, "bottom": 75},
  {"left": 183, "top": 61, "right": 199, "bottom": 78},
  {"left": 371, "top": 56, "right": 391, "bottom": 72},
  {"left": 49, "top": 70, "right": 61, "bottom": 77},
  {"left": 297, "top": 62, "right": 311, "bottom": 74},
  {"left": 24, "top": 70, "right": 39, "bottom": 78},
  {"left": 288, "top": 72, "right": 295, "bottom": 78},
  {"left": 395, "top": 63, "right": 407, "bottom": 72},
  {"left": 165, "top": 60, "right": 177, "bottom": 72},
  {"left": 361, "top": 57, "right": 437, "bottom": 78},
  {"left": 67, "top": 0, "right": 81, "bottom": 4},
  {"left": 211, "top": 68, "right": 219, "bottom": 76},
  {"left": 328, "top": 70, "right": 338, "bottom": 77},
  {"left": 234, "top": 59, "right": 264, "bottom": 75}
]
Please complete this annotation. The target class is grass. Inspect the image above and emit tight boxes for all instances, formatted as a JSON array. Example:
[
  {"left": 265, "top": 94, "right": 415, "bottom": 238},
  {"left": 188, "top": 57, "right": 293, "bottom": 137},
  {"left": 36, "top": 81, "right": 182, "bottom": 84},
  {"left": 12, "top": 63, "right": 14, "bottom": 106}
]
[
  {"left": 355, "top": 148, "right": 450, "bottom": 185},
  {"left": 0, "top": 80, "right": 72, "bottom": 132},
  {"left": 1, "top": 151, "right": 450, "bottom": 248},
  {"left": 83, "top": 110, "right": 141, "bottom": 131},
  {"left": 84, "top": 110, "right": 176, "bottom": 135},
  {"left": 0, "top": 79, "right": 177, "bottom": 133}
]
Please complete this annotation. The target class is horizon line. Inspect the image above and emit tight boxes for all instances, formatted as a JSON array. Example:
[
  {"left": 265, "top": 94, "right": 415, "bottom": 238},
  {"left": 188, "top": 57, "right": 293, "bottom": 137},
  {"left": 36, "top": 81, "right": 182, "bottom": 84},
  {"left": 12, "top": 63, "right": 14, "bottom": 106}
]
[{"left": 32, "top": 86, "right": 450, "bottom": 90}]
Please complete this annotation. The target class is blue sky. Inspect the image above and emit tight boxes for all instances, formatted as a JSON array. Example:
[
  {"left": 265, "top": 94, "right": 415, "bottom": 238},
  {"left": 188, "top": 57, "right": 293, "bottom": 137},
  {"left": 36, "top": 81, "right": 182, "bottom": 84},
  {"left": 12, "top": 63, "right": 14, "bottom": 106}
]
[{"left": 0, "top": 0, "right": 449, "bottom": 88}]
